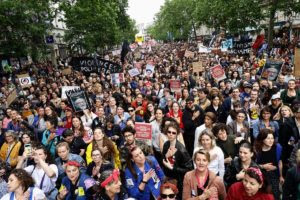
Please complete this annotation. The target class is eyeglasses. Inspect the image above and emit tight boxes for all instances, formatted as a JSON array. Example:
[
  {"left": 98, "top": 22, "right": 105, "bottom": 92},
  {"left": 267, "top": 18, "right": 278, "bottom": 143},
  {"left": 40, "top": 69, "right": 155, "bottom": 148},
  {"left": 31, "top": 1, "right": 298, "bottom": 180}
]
[
  {"left": 167, "top": 131, "right": 177, "bottom": 135},
  {"left": 161, "top": 194, "right": 176, "bottom": 199}
]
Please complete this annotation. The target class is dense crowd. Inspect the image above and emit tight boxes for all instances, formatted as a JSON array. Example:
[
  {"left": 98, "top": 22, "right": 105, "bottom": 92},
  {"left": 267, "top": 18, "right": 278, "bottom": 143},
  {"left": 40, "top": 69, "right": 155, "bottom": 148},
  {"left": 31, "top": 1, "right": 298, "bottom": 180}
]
[{"left": 0, "top": 38, "right": 299, "bottom": 200}]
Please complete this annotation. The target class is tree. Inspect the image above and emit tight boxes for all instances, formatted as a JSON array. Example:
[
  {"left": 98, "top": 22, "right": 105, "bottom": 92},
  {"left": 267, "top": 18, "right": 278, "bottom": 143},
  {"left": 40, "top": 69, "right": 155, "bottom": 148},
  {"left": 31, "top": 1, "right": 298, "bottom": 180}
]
[
  {"left": 148, "top": 0, "right": 196, "bottom": 41},
  {"left": 60, "top": 0, "right": 137, "bottom": 54},
  {"left": 0, "top": 0, "right": 54, "bottom": 60},
  {"left": 193, "top": 0, "right": 264, "bottom": 34}
]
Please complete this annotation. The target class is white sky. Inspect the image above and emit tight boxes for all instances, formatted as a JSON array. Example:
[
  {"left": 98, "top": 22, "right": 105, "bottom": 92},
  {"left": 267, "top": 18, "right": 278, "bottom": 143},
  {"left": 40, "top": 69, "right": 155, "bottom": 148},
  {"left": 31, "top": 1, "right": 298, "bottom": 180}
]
[{"left": 127, "top": 0, "right": 165, "bottom": 26}]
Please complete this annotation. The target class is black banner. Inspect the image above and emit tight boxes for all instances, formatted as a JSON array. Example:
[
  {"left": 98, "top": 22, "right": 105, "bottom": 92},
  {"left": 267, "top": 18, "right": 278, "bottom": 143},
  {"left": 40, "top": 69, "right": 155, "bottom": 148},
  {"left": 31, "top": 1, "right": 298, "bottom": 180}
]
[
  {"left": 69, "top": 57, "right": 122, "bottom": 75},
  {"left": 232, "top": 38, "right": 252, "bottom": 55}
]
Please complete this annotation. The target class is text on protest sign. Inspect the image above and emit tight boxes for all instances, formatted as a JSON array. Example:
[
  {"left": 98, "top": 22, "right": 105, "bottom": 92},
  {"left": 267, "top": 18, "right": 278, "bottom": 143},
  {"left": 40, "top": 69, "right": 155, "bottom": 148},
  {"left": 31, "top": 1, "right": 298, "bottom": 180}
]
[
  {"left": 128, "top": 68, "right": 140, "bottom": 77},
  {"left": 70, "top": 57, "right": 122, "bottom": 75},
  {"left": 193, "top": 62, "right": 204, "bottom": 73},
  {"left": 135, "top": 123, "right": 152, "bottom": 140},
  {"left": 61, "top": 86, "right": 80, "bottom": 99}
]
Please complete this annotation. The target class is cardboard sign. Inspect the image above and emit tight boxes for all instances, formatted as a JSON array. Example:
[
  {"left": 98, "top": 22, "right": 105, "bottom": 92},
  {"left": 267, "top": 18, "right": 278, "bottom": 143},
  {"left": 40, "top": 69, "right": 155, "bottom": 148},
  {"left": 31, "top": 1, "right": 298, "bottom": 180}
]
[
  {"left": 70, "top": 57, "right": 122, "bottom": 75},
  {"left": 61, "top": 86, "right": 80, "bottom": 99},
  {"left": 193, "top": 62, "right": 204, "bottom": 73},
  {"left": 17, "top": 74, "right": 32, "bottom": 88},
  {"left": 169, "top": 80, "right": 181, "bottom": 93},
  {"left": 261, "top": 59, "right": 283, "bottom": 81},
  {"left": 6, "top": 90, "right": 17, "bottom": 107},
  {"left": 294, "top": 48, "right": 300, "bottom": 78},
  {"left": 111, "top": 73, "right": 125, "bottom": 85},
  {"left": 211, "top": 65, "right": 226, "bottom": 82},
  {"left": 66, "top": 88, "right": 91, "bottom": 112},
  {"left": 184, "top": 50, "right": 194, "bottom": 58},
  {"left": 135, "top": 122, "right": 152, "bottom": 140},
  {"left": 128, "top": 68, "right": 140, "bottom": 77},
  {"left": 62, "top": 67, "right": 72, "bottom": 75}
]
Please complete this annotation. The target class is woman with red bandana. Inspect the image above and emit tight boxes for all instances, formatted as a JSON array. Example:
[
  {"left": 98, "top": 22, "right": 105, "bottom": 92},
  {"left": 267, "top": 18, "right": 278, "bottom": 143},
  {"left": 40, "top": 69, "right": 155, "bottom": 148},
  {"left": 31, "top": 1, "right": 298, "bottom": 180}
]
[{"left": 95, "top": 169, "right": 128, "bottom": 200}]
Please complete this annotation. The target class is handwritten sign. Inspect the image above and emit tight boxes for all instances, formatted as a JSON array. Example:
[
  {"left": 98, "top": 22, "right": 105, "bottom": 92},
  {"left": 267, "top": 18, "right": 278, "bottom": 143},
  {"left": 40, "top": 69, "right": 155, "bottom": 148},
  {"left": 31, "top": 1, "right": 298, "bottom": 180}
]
[
  {"left": 193, "top": 62, "right": 203, "bottom": 73},
  {"left": 128, "top": 68, "right": 140, "bottom": 77},
  {"left": 6, "top": 90, "right": 17, "bottom": 107},
  {"left": 184, "top": 50, "right": 194, "bottom": 58},
  {"left": 61, "top": 86, "right": 80, "bottom": 99},
  {"left": 135, "top": 123, "right": 152, "bottom": 140}
]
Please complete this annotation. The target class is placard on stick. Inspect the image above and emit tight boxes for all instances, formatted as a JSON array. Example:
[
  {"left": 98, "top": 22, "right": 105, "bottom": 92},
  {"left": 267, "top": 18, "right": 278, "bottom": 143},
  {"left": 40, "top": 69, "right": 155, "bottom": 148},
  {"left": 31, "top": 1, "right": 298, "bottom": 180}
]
[
  {"left": 6, "top": 90, "right": 17, "bottom": 107},
  {"left": 135, "top": 123, "right": 152, "bottom": 145},
  {"left": 17, "top": 74, "right": 32, "bottom": 88},
  {"left": 294, "top": 48, "right": 300, "bottom": 78}
]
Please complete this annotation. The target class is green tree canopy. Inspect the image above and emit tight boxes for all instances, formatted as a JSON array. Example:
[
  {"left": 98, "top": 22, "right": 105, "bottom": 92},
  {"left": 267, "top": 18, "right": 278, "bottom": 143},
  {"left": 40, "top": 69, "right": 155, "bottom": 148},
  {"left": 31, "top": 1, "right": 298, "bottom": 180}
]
[
  {"left": 0, "top": 0, "right": 54, "bottom": 60},
  {"left": 60, "top": 0, "right": 137, "bottom": 54}
]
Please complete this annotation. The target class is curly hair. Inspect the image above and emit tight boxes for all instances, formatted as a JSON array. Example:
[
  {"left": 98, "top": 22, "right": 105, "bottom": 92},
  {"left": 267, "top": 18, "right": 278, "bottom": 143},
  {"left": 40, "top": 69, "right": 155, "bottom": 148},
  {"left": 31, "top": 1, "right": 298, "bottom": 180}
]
[{"left": 9, "top": 169, "right": 35, "bottom": 192}]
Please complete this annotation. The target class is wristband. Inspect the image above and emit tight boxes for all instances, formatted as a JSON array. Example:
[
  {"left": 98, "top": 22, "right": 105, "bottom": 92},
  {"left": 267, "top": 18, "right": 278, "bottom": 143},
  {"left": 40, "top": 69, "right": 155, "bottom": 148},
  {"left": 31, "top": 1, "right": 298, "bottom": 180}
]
[{"left": 142, "top": 180, "right": 147, "bottom": 184}]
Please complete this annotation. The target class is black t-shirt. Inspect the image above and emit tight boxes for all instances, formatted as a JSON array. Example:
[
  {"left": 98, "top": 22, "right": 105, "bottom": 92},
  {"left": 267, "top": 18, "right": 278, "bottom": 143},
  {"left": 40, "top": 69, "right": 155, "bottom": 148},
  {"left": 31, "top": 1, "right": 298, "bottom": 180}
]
[{"left": 257, "top": 145, "right": 277, "bottom": 166}]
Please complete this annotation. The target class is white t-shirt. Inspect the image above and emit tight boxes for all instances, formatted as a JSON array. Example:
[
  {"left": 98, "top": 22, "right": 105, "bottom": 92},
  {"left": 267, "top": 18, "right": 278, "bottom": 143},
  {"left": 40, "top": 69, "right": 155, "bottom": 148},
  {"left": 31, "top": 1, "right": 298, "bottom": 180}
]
[
  {"left": 1, "top": 187, "right": 45, "bottom": 200},
  {"left": 25, "top": 164, "right": 58, "bottom": 193}
]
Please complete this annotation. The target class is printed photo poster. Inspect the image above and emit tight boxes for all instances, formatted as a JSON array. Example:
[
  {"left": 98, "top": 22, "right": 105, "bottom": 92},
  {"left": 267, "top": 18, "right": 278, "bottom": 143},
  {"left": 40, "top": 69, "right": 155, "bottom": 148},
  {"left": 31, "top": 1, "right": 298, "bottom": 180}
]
[
  {"left": 66, "top": 88, "right": 91, "bottom": 113},
  {"left": 135, "top": 122, "right": 152, "bottom": 145},
  {"left": 61, "top": 86, "right": 80, "bottom": 99},
  {"left": 169, "top": 80, "right": 181, "bottom": 93},
  {"left": 17, "top": 74, "right": 32, "bottom": 88},
  {"left": 111, "top": 73, "right": 125, "bottom": 85},
  {"left": 261, "top": 60, "right": 283, "bottom": 81},
  {"left": 145, "top": 64, "right": 155, "bottom": 77},
  {"left": 211, "top": 65, "right": 226, "bottom": 82},
  {"left": 128, "top": 68, "right": 140, "bottom": 77},
  {"left": 221, "top": 38, "right": 233, "bottom": 52}
]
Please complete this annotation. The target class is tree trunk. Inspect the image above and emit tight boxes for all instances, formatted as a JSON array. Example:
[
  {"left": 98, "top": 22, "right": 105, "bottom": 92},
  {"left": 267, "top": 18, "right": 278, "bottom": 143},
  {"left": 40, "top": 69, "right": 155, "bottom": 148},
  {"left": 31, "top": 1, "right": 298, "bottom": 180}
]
[{"left": 267, "top": 0, "right": 278, "bottom": 50}]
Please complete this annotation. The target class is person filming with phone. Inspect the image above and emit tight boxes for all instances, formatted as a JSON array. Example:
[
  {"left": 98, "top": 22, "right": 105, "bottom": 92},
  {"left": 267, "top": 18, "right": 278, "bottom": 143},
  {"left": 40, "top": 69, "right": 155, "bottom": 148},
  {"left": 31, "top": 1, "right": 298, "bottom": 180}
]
[{"left": 16, "top": 145, "right": 58, "bottom": 200}]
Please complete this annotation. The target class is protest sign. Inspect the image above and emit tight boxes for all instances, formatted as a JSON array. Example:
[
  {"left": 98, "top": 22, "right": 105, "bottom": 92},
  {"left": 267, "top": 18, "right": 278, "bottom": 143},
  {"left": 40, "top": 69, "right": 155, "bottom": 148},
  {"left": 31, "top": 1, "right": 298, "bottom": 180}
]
[
  {"left": 145, "top": 64, "right": 155, "bottom": 77},
  {"left": 232, "top": 38, "right": 252, "bottom": 55},
  {"left": 17, "top": 74, "right": 32, "bottom": 88},
  {"left": 261, "top": 59, "right": 283, "bottom": 81},
  {"left": 184, "top": 50, "right": 194, "bottom": 58},
  {"left": 128, "top": 68, "right": 140, "bottom": 77},
  {"left": 135, "top": 123, "right": 152, "bottom": 141},
  {"left": 111, "top": 73, "right": 125, "bottom": 85},
  {"left": 221, "top": 39, "right": 233, "bottom": 52},
  {"left": 193, "top": 62, "right": 204, "bottom": 73},
  {"left": 61, "top": 86, "right": 80, "bottom": 99},
  {"left": 70, "top": 57, "right": 122, "bottom": 75},
  {"left": 62, "top": 67, "right": 72, "bottom": 75},
  {"left": 294, "top": 48, "right": 300, "bottom": 77},
  {"left": 211, "top": 65, "right": 226, "bottom": 82},
  {"left": 198, "top": 46, "right": 211, "bottom": 53},
  {"left": 66, "top": 88, "right": 91, "bottom": 112},
  {"left": 6, "top": 90, "right": 17, "bottom": 107},
  {"left": 169, "top": 80, "right": 181, "bottom": 93}
]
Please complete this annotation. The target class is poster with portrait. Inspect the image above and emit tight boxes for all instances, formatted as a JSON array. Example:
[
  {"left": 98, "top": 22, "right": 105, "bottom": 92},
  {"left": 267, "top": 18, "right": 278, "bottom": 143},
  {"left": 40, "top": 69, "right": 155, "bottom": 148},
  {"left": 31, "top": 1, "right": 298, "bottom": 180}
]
[
  {"left": 66, "top": 88, "right": 91, "bottom": 112},
  {"left": 211, "top": 65, "right": 226, "bottom": 82},
  {"left": 145, "top": 64, "right": 155, "bottom": 77},
  {"left": 261, "top": 60, "right": 283, "bottom": 81},
  {"left": 17, "top": 74, "right": 32, "bottom": 88}
]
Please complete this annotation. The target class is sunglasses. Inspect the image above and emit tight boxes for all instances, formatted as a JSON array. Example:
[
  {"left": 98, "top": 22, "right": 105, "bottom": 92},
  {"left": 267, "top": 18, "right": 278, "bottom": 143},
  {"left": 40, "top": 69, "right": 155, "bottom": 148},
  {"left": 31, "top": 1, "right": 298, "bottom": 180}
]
[
  {"left": 167, "top": 131, "right": 177, "bottom": 135},
  {"left": 128, "top": 110, "right": 134, "bottom": 112},
  {"left": 161, "top": 194, "right": 176, "bottom": 199}
]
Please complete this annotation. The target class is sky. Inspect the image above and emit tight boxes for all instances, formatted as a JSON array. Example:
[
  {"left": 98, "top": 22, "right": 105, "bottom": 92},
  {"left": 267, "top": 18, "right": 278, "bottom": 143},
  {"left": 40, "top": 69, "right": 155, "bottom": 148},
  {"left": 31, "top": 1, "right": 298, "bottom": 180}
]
[{"left": 127, "top": 0, "right": 165, "bottom": 27}]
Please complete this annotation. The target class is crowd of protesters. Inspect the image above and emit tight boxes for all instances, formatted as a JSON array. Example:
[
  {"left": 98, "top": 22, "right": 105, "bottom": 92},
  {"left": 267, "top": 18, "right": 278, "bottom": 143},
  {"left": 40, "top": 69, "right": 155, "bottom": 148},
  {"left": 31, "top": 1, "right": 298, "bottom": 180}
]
[{"left": 0, "top": 33, "right": 299, "bottom": 200}]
